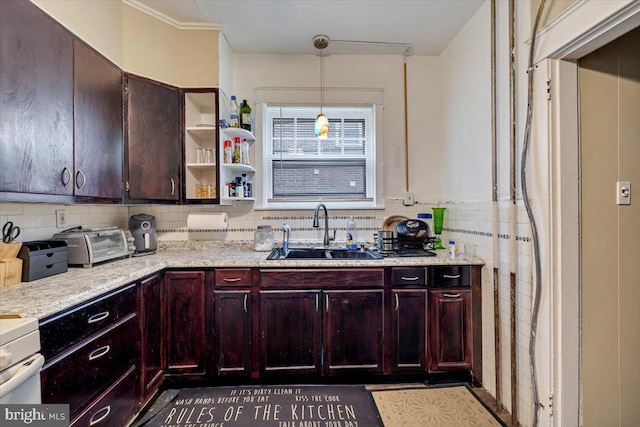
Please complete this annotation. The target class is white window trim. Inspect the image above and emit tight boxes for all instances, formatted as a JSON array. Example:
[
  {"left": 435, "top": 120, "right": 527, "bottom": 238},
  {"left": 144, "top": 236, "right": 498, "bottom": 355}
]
[{"left": 254, "top": 103, "right": 385, "bottom": 210}]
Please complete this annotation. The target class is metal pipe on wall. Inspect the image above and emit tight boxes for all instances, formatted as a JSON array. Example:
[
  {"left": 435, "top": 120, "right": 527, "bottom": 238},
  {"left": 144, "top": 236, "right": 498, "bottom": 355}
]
[
  {"left": 490, "top": 0, "right": 502, "bottom": 413},
  {"left": 508, "top": 0, "right": 518, "bottom": 425},
  {"left": 403, "top": 53, "right": 410, "bottom": 192}
]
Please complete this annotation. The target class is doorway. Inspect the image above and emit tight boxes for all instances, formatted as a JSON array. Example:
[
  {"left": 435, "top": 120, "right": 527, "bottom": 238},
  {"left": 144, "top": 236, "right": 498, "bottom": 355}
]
[{"left": 578, "top": 26, "right": 640, "bottom": 426}]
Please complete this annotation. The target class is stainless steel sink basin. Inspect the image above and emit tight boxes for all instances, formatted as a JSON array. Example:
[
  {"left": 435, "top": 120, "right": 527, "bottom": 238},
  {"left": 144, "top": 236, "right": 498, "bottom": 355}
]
[
  {"left": 327, "top": 248, "right": 383, "bottom": 260},
  {"left": 266, "top": 247, "right": 382, "bottom": 260}
]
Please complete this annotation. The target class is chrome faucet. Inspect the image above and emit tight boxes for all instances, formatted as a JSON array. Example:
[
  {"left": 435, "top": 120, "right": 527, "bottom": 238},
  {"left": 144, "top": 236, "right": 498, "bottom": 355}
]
[
  {"left": 281, "top": 222, "right": 291, "bottom": 253},
  {"left": 312, "top": 203, "right": 334, "bottom": 247}
]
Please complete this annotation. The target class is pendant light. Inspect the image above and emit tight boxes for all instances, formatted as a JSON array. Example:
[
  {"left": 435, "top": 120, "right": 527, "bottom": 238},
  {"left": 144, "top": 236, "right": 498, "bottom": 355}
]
[{"left": 313, "top": 35, "right": 329, "bottom": 139}]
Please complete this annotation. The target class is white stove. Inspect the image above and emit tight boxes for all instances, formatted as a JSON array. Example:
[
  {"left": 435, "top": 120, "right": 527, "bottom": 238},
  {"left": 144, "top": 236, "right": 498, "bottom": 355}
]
[{"left": 0, "top": 317, "right": 44, "bottom": 404}]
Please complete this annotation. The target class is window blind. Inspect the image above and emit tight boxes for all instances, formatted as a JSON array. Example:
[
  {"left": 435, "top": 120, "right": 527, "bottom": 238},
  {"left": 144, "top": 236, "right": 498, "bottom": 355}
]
[{"left": 264, "top": 105, "right": 376, "bottom": 204}]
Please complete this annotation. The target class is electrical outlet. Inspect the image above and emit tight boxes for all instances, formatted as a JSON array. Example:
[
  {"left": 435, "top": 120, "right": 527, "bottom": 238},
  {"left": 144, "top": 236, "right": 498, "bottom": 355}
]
[
  {"left": 402, "top": 191, "right": 415, "bottom": 206},
  {"left": 56, "top": 209, "right": 67, "bottom": 228},
  {"left": 617, "top": 181, "right": 631, "bottom": 205}
]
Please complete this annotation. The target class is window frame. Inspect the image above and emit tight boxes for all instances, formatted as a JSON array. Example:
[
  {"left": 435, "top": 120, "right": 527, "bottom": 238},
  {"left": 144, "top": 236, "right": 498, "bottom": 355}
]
[{"left": 258, "top": 103, "right": 384, "bottom": 210}]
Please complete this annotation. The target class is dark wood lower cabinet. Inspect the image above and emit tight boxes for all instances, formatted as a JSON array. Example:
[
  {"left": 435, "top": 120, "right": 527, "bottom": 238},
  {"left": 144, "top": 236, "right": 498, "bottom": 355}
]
[
  {"left": 164, "top": 271, "right": 206, "bottom": 377},
  {"left": 70, "top": 367, "right": 138, "bottom": 427},
  {"left": 139, "top": 273, "right": 164, "bottom": 403},
  {"left": 41, "top": 315, "right": 137, "bottom": 418},
  {"left": 37, "top": 264, "right": 481, "bottom": 424},
  {"left": 324, "top": 290, "right": 384, "bottom": 374},
  {"left": 428, "top": 289, "right": 472, "bottom": 371},
  {"left": 214, "top": 290, "right": 251, "bottom": 376},
  {"left": 259, "top": 290, "right": 322, "bottom": 376},
  {"left": 391, "top": 289, "right": 427, "bottom": 372}
]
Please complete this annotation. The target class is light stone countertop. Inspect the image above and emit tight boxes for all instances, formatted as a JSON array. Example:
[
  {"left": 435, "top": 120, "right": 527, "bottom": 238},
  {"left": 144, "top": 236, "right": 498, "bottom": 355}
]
[{"left": 0, "top": 242, "right": 484, "bottom": 321}]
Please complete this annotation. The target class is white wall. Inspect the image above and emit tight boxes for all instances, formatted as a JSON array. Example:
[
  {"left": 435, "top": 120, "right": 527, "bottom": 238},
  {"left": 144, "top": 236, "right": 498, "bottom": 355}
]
[
  {"left": 232, "top": 53, "right": 443, "bottom": 204},
  {"left": 441, "top": 2, "right": 492, "bottom": 202},
  {"left": 32, "top": 0, "right": 123, "bottom": 66}
]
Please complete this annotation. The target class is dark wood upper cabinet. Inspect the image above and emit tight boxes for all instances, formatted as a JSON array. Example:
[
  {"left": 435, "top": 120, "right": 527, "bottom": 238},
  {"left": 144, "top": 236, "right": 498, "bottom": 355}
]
[
  {"left": 125, "top": 74, "right": 181, "bottom": 202},
  {"left": 0, "top": 0, "right": 74, "bottom": 196},
  {"left": 73, "top": 40, "right": 123, "bottom": 199}
]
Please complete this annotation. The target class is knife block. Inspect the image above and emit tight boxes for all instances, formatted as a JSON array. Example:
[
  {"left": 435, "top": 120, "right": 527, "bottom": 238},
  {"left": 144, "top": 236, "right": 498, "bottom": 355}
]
[
  {"left": 0, "top": 241, "right": 23, "bottom": 287},
  {"left": 0, "top": 241, "right": 21, "bottom": 259}
]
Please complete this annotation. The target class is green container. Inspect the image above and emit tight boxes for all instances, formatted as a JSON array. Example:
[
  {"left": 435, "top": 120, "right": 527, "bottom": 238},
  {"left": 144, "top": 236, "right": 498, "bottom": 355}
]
[
  {"left": 432, "top": 207, "right": 446, "bottom": 234},
  {"left": 432, "top": 207, "right": 446, "bottom": 249}
]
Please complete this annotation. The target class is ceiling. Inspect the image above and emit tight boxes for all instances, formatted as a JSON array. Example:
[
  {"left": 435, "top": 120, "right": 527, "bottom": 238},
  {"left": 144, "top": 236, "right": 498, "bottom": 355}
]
[{"left": 129, "top": 0, "right": 485, "bottom": 56}]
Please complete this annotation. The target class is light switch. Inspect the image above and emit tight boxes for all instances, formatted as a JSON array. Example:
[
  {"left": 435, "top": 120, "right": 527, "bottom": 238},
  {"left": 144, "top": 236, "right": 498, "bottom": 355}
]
[{"left": 617, "top": 181, "right": 631, "bottom": 205}]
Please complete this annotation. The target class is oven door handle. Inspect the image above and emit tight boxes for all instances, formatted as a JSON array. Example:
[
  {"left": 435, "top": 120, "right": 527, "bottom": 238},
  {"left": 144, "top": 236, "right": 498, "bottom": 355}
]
[{"left": 0, "top": 354, "right": 44, "bottom": 398}]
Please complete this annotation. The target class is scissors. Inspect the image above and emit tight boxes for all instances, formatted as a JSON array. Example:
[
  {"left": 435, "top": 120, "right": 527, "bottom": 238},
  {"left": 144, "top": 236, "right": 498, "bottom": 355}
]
[{"left": 2, "top": 221, "right": 20, "bottom": 244}]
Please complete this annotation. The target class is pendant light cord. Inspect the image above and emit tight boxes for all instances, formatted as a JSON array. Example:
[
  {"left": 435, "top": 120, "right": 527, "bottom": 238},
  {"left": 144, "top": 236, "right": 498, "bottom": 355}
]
[{"left": 320, "top": 50, "right": 324, "bottom": 114}]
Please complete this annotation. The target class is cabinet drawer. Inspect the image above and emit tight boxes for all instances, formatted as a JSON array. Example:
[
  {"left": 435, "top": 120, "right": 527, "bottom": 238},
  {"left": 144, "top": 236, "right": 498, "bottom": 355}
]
[
  {"left": 71, "top": 366, "right": 138, "bottom": 427},
  {"left": 428, "top": 266, "right": 470, "bottom": 288},
  {"left": 40, "top": 284, "right": 136, "bottom": 359},
  {"left": 41, "top": 314, "right": 138, "bottom": 417},
  {"left": 391, "top": 267, "right": 426, "bottom": 286},
  {"left": 259, "top": 268, "right": 384, "bottom": 289},
  {"left": 215, "top": 268, "right": 251, "bottom": 287}
]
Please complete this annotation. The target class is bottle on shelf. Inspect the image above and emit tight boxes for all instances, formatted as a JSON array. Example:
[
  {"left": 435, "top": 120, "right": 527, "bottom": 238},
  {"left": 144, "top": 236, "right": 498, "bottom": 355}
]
[
  {"left": 229, "top": 95, "right": 239, "bottom": 127},
  {"left": 239, "top": 99, "right": 252, "bottom": 131},
  {"left": 224, "top": 139, "right": 233, "bottom": 164},
  {"left": 346, "top": 216, "right": 358, "bottom": 250},
  {"left": 241, "top": 138, "right": 250, "bottom": 165},
  {"left": 241, "top": 173, "right": 248, "bottom": 197},
  {"left": 233, "top": 137, "right": 241, "bottom": 163}
]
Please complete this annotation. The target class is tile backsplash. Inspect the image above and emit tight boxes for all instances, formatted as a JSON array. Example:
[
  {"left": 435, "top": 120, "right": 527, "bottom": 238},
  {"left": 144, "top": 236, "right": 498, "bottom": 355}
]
[
  {"left": 0, "top": 203, "right": 129, "bottom": 242},
  {"left": 1, "top": 199, "right": 523, "bottom": 249}
]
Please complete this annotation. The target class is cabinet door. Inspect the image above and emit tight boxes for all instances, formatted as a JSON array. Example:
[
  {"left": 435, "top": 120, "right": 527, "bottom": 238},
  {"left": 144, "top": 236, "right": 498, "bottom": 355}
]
[
  {"left": 164, "top": 271, "right": 206, "bottom": 376},
  {"left": 324, "top": 290, "right": 384, "bottom": 374},
  {"left": 259, "top": 290, "right": 322, "bottom": 375},
  {"left": 139, "top": 273, "right": 164, "bottom": 402},
  {"left": 73, "top": 39, "right": 123, "bottom": 199},
  {"left": 0, "top": 0, "right": 73, "bottom": 196},
  {"left": 214, "top": 291, "right": 251, "bottom": 376},
  {"left": 391, "top": 289, "right": 427, "bottom": 372},
  {"left": 126, "top": 74, "right": 181, "bottom": 201},
  {"left": 428, "top": 289, "right": 472, "bottom": 371}
]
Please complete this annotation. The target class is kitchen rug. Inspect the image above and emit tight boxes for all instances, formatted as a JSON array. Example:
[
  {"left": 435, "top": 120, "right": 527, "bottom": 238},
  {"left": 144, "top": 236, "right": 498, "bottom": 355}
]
[
  {"left": 136, "top": 385, "right": 383, "bottom": 427},
  {"left": 370, "top": 385, "right": 506, "bottom": 427}
]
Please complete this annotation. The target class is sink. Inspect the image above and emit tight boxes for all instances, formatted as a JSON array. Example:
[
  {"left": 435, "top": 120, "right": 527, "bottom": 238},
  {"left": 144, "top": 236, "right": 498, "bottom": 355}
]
[
  {"left": 266, "top": 247, "right": 328, "bottom": 260},
  {"left": 266, "top": 247, "right": 382, "bottom": 260},
  {"left": 327, "top": 248, "right": 383, "bottom": 260}
]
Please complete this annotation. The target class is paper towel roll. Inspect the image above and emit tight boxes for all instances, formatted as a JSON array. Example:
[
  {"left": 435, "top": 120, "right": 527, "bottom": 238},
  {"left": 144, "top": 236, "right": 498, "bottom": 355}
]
[{"left": 187, "top": 212, "right": 228, "bottom": 230}]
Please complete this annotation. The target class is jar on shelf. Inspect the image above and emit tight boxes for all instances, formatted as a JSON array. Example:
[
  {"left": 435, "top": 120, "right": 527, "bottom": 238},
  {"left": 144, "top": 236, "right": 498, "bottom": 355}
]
[{"left": 254, "top": 225, "right": 275, "bottom": 252}]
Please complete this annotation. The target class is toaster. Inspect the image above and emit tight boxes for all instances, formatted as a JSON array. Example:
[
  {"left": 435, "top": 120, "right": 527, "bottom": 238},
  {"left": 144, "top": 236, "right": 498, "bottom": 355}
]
[{"left": 51, "top": 227, "right": 130, "bottom": 268}]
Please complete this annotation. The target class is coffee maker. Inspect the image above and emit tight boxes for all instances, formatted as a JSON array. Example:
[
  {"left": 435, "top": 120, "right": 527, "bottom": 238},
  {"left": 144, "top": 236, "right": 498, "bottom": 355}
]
[{"left": 129, "top": 214, "right": 157, "bottom": 255}]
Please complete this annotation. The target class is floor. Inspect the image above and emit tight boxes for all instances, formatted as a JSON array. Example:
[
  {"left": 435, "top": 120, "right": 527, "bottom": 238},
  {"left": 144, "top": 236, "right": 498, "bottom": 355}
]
[
  {"left": 365, "top": 383, "right": 514, "bottom": 427},
  {"left": 473, "top": 388, "right": 515, "bottom": 427},
  {"left": 135, "top": 383, "right": 514, "bottom": 427}
]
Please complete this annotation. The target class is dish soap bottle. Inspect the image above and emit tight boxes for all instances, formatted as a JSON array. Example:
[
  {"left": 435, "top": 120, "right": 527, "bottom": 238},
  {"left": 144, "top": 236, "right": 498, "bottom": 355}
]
[{"left": 346, "top": 216, "right": 358, "bottom": 250}]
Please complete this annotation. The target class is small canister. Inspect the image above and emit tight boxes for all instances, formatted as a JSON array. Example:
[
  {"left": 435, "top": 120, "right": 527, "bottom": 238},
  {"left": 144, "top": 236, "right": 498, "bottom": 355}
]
[{"left": 254, "top": 225, "right": 274, "bottom": 251}]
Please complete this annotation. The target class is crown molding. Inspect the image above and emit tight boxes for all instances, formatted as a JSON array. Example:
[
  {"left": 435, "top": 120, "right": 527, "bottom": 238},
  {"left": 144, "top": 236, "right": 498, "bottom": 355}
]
[{"left": 122, "top": 0, "right": 223, "bottom": 31}]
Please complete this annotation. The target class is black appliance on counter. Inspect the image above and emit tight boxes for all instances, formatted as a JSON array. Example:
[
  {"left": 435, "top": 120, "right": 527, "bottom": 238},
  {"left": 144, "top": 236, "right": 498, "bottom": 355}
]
[
  {"left": 129, "top": 214, "right": 157, "bottom": 255},
  {"left": 381, "top": 219, "right": 437, "bottom": 257}
]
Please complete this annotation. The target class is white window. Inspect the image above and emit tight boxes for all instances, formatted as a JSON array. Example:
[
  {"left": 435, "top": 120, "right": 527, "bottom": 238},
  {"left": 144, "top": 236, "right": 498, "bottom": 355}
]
[{"left": 262, "top": 105, "right": 381, "bottom": 209}]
